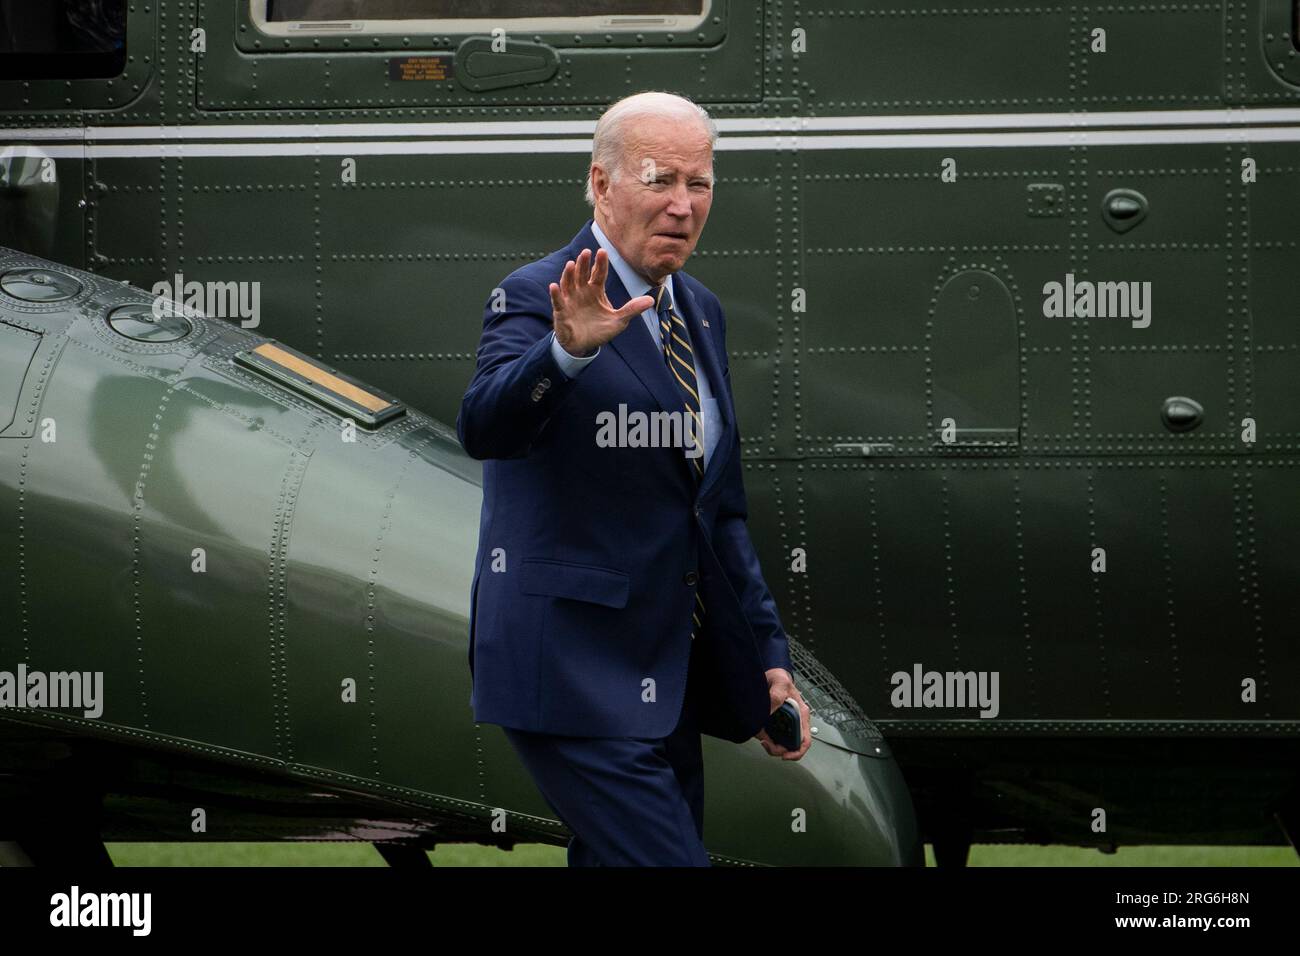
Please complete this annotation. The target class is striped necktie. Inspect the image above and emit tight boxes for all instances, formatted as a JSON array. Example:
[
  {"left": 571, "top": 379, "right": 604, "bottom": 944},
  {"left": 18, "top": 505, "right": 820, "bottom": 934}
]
[
  {"left": 655, "top": 281, "right": 706, "bottom": 641},
  {"left": 655, "top": 282, "right": 704, "bottom": 483}
]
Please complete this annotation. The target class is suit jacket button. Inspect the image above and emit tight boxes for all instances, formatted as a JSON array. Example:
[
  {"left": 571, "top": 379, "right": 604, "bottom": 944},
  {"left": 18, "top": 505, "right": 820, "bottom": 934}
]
[
  {"left": 683, "top": 570, "right": 698, "bottom": 586},
  {"left": 540, "top": 377, "right": 551, "bottom": 389}
]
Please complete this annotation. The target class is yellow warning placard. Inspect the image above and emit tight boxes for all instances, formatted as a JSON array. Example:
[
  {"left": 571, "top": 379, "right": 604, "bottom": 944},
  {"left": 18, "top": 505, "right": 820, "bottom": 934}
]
[{"left": 388, "top": 56, "right": 451, "bottom": 81}]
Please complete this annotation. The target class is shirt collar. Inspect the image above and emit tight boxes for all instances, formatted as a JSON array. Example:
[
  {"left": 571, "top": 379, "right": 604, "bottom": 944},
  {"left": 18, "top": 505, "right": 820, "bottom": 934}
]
[{"left": 590, "top": 218, "right": 675, "bottom": 312}]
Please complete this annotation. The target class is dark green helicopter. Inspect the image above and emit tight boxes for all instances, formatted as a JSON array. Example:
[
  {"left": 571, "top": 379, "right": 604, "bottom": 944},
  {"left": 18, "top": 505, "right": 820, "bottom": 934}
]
[
  {"left": 1, "top": 0, "right": 1298, "bottom": 866},
  {"left": 0, "top": 246, "right": 915, "bottom": 867}
]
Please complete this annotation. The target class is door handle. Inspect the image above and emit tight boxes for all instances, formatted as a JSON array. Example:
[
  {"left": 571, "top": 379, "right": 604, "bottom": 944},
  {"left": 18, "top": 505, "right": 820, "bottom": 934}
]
[{"left": 454, "top": 37, "right": 558, "bottom": 91}]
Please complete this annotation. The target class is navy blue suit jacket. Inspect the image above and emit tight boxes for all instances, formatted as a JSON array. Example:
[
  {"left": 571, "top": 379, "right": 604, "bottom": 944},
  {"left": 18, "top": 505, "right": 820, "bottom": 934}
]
[{"left": 457, "top": 219, "right": 793, "bottom": 743}]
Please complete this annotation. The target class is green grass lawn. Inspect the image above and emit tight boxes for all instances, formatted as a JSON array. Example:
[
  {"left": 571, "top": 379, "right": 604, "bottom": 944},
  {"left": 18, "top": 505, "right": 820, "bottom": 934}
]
[{"left": 104, "top": 842, "right": 1298, "bottom": 866}]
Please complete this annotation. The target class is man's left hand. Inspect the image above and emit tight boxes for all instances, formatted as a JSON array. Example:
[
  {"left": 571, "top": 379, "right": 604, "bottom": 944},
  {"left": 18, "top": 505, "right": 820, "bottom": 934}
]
[{"left": 754, "top": 668, "right": 812, "bottom": 760}]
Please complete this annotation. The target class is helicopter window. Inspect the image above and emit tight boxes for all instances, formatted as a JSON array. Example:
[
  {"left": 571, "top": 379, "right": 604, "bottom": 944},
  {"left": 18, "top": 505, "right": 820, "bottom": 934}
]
[
  {"left": 257, "top": 0, "right": 708, "bottom": 35},
  {"left": 0, "top": 0, "right": 126, "bottom": 80}
]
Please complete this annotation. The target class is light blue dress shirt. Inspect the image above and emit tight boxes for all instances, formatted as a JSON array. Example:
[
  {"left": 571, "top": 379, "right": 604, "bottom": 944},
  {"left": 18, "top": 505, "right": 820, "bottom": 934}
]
[{"left": 548, "top": 220, "right": 720, "bottom": 471}]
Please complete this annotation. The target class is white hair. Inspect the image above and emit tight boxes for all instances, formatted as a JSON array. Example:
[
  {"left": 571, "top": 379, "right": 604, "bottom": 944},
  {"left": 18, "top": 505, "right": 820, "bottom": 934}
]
[{"left": 584, "top": 90, "right": 718, "bottom": 206}]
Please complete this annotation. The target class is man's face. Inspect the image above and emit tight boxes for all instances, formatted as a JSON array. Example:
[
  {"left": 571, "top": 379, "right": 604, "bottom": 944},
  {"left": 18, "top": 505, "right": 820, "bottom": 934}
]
[{"left": 592, "top": 115, "right": 713, "bottom": 284}]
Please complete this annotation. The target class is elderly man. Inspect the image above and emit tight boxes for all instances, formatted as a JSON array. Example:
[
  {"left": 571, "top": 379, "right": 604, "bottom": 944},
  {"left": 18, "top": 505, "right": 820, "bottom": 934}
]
[{"left": 457, "top": 90, "right": 810, "bottom": 866}]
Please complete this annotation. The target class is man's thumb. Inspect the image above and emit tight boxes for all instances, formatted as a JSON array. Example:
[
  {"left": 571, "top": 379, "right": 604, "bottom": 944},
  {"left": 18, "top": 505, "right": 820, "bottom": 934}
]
[{"left": 619, "top": 295, "right": 654, "bottom": 318}]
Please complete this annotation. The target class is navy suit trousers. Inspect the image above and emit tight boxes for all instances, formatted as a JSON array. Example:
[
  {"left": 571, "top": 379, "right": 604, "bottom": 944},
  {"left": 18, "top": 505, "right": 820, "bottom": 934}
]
[{"left": 502, "top": 691, "right": 710, "bottom": 866}]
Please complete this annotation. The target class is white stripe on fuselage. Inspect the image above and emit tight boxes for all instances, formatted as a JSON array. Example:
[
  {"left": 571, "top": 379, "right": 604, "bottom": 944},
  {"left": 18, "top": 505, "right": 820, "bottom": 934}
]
[
  {"left": 1, "top": 108, "right": 1297, "bottom": 155},
  {"left": 5, "top": 107, "right": 1300, "bottom": 141}
]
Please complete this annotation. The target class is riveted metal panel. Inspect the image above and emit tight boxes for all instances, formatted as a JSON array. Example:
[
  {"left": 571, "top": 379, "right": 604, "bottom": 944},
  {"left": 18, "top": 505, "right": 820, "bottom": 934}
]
[
  {"left": 793, "top": 4, "right": 1073, "bottom": 113},
  {"left": 1251, "top": 466, "right": 1300, "bottom": 719},
  {"left": 89, "top": 157, "right": 164, "bottom": 279},
  {"left": 131, "top": 389, "right": 293, "bottom": 756},
  {"left": 182, "top": 156, "right": 318, "bottom": 260},
  {"left": 1081, "top": 6, "right": 1224, "bottom": 105},
  {"left": 4, "top": 334, "right": 165, "bottom": 731}
]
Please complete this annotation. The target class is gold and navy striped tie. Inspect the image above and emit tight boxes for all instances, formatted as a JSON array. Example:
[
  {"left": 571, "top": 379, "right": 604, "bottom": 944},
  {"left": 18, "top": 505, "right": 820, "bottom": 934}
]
[
  {"left": 654, "top": 282, "right": 706, "bottom": 640},
  {"left": 655, "top": 283, "right": 704, "bottom": 482}
]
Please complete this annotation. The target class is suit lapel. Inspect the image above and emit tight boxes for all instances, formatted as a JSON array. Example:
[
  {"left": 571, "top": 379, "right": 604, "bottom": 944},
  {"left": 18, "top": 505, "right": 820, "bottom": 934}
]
[{"left": 567, "top": 221, "right": 735, "bottom": 495}]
